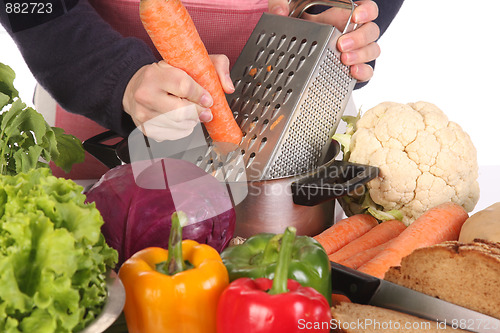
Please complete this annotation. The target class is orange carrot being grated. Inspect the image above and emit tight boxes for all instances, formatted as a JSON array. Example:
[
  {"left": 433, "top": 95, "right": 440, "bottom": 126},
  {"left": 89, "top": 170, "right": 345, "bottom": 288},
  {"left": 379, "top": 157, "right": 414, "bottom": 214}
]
[
  {"left": 328, "top": 219, "right": 406, "bottom": 264},
  {"left": 357, "top": 202, "right": 469, "bottom": 279},
  {"left": 313, "top": 214, "right": 378, "bottom": 255},
  {"left": 139, "top": 0, "right": 242, "bottom": 144}
]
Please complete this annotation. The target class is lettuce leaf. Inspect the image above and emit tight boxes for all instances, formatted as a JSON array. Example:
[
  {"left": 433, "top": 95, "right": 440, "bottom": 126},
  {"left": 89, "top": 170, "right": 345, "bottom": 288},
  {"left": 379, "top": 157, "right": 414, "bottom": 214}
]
[
  {"left": 0, "top": 168, "right": 118, "bottom": 333},
  {"left": 0, "top": 63, "right": 18, "bottom": 103},
  {"left": 0, "top": 62, "right": 85, "bottom": 175}
]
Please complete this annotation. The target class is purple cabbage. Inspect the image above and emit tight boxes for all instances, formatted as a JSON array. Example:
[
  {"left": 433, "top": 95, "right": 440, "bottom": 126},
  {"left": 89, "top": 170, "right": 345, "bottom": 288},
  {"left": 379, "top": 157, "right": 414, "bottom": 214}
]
[{"left": 85, "top": 158, "right": 236, "bottom": 266}]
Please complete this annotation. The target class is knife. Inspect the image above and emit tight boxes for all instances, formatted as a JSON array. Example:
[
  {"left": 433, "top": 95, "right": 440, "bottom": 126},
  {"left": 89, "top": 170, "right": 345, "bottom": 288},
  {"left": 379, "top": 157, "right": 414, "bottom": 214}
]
[{"left": 330, "top": 261, "right": 500, "bottom": 333}]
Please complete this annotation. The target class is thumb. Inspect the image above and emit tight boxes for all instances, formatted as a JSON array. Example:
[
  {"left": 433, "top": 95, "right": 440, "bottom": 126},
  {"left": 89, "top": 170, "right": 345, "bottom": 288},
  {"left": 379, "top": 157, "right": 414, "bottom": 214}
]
[{"left": 268, "top": 0, "right": 289, "bottom": 16}]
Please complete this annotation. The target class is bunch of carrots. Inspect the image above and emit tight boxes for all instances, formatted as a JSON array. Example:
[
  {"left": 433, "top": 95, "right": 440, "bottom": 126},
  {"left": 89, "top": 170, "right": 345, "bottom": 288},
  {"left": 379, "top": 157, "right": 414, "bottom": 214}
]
[{"left": 314, "top": 202, "right": 469, "bottom": 297}]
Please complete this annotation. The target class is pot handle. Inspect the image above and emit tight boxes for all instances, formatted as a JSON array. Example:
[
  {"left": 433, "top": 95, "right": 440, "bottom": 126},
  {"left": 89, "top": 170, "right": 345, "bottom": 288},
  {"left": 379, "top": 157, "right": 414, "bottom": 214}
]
[
  {"left": 82, "top": 130, "right": 124, "bottom": 169},
  {"left": 290, "top": 160, "right": 379, "bottom": 206}
]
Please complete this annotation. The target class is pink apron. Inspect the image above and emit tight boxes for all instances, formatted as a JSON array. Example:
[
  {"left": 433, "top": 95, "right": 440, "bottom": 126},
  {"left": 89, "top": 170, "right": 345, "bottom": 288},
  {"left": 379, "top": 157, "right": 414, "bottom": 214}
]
[{"left": 53, "top": 0, "right": 267, "bottom": 179}]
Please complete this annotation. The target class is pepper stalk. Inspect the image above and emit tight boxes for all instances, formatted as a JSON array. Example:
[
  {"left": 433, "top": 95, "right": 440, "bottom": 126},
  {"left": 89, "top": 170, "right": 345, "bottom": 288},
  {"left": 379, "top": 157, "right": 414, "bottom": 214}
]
[
  {"left": 259, "top": 234, "right": 282, "bottom": 266},
  {"left": 156, "top": 211, "right": 190, "bottom": 275},
  {"left": 269, "top": 226, "right": 296, "bottom": 295}
]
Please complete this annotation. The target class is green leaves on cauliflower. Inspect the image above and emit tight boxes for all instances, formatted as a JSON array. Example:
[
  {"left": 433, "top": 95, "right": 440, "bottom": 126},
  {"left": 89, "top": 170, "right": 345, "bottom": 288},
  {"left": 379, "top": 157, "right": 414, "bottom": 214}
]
[
  {"left": 335, "top": 101, "right": 479, "bottom": 226},
  {"left": 0, "top": 168, "right": 118, "bottom": 333}
]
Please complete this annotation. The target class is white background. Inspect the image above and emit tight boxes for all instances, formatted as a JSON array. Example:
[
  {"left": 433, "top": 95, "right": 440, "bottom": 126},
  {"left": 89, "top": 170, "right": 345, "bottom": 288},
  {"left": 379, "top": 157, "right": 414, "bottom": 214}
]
[
  {"left": 1, "top": 0, "right": 499, "bottom": 212},
  {"left": 349, "top": 0, "right": 500, "bottom": 213},
  {"left": 351, "top": 0, "right": 500, "bottom": 167}
]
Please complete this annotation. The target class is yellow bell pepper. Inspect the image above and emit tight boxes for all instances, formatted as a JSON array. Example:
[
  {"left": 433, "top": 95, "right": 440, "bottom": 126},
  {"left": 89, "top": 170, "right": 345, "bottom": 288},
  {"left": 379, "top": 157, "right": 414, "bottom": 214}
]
[{"left": 118, "top": 212, "right": 229, "bottom": 333}]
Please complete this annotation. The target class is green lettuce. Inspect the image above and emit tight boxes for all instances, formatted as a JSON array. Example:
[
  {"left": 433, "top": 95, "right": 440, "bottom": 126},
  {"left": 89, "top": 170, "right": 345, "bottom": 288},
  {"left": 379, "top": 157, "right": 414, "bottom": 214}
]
[{"left": 0, "top": 168, "right": 118, "bottom": 333}]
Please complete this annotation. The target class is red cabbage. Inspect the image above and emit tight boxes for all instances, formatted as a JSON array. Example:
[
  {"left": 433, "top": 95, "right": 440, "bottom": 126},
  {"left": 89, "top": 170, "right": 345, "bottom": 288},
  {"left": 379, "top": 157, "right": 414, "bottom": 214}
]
[{"left": 85, "top": 158, "right": 236, "bottom": 266}]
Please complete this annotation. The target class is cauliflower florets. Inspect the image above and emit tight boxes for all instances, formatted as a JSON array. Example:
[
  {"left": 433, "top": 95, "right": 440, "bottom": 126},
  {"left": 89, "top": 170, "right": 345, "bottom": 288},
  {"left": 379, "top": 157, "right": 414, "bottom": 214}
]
[{"left": 346, "top": 101, "right": 479, "bottom": 225}]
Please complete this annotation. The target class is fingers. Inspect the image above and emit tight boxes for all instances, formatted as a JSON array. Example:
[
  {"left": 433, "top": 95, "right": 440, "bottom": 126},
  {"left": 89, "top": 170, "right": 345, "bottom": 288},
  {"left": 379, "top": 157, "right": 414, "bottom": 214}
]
[
  {"left": 339, "top": 21, "right": 380, "bottom": 68},
  {"left": 210, "top": 54, "right": 235, "bottom": 93},
  {"left": 268, "top": 0, "right": 288, "bottom": 16},
  {"left": 156, "top": 61, "right": 213, "bottom": 108},
  {"left": 337, "top": 1, "right": 380, "bottom": 82},
  {"left": 340, "top": 37, "right": 380, "bottom": 66},
  {"left": 125, "top": 61, "right": 213, "bottom": 120},
  {"left": 123, "top": 55, "right": 234, "bottom": 141},
  {"left": 338, "top": 22, "right": 380, "bottom": 82},
  {"left": 352, "top": 0, "right": 379, "bottom": 25},
  {"left": 338, "top": 22, "right": 380, "bottom": 54},
  {"left": 291, "top": 1, "right": 380, "bottom": 83},
  {"left": 123, "top": 62, "right": 214, "bottom": 141},
  {"left": 350, "top": 63, "right": 374, "bottom": 82},
  {"left": 132, "top": 90, "right": 209, "bottom": 124}
]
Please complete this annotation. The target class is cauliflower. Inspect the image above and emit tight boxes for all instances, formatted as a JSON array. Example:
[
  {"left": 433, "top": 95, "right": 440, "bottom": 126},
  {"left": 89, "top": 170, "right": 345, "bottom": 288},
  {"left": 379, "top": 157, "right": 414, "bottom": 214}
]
[{"left": 336, "top": 101, "right": 479, "bottom": 225}]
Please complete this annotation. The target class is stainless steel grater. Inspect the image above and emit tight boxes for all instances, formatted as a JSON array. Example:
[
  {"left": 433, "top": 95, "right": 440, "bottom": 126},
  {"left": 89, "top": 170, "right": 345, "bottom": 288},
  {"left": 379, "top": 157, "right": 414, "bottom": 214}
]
[
  {"left": 189, "top": 0, "right": 358, "bottom": 182},
  {"left": 229, "top": 0, "right": 358, "bottom": 181}
]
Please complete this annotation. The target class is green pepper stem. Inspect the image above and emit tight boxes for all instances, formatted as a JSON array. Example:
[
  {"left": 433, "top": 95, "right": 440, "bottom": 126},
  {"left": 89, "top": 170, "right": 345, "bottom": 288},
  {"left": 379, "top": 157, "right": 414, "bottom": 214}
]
[
  {"left": 158, "top": 211, "right": 188, "bottom": 275},
  {"left": 260, "top": 234, "right": 282, "bottom": 266},
  {"left": 269, "top": 226, "right": 296, "bottom": 295}
]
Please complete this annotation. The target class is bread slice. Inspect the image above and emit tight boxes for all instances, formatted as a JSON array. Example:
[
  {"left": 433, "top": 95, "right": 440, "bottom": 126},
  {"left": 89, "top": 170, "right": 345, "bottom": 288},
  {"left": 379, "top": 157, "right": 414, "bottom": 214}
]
[
  {"left": 384, "top": 239, "right": 500, "bottom": 319},
  {"left": 330, "top": 303, "right": 467, "bottom": 332}
]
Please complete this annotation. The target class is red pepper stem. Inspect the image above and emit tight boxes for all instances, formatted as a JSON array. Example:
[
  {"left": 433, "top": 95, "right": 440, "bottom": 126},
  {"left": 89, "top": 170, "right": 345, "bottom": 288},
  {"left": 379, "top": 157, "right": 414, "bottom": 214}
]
[
  {"left": 165, "top": 211, "right": 188, "bottom": 275},
  {"left": 269, "top": 226, "right": 296, "bottom": 295}
]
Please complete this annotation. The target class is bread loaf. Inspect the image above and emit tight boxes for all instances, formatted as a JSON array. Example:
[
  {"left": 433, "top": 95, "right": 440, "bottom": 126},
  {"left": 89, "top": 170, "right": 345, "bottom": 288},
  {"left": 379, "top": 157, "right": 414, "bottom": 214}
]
[
  {"left": 330, "top": 303, "right": 467, "bottom": 332},
  {"left": 384, "top": 239, "right": 500, "bottom": 319}
]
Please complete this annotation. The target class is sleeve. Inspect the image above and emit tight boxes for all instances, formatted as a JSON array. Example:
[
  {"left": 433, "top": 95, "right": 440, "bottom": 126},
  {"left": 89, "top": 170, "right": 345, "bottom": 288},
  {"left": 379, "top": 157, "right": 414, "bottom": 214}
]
[
  {"left": 373, "top": 0, "right": 404, "bottom": 37},
  {"left": 0, "top": 0, "right": 157, "bottom": 137}
]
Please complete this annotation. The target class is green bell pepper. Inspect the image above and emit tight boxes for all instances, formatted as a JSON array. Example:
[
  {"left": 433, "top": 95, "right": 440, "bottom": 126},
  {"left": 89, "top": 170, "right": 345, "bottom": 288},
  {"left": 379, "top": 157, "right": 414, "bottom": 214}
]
[{"left": 221, "top": 232, "right": 332, "bottom": 305}]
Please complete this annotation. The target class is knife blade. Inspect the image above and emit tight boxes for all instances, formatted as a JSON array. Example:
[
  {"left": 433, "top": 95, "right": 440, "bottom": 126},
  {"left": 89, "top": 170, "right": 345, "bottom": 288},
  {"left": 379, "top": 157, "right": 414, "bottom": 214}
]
[{"left": 330, "top": 261, "right": 500, "bottom": 333}]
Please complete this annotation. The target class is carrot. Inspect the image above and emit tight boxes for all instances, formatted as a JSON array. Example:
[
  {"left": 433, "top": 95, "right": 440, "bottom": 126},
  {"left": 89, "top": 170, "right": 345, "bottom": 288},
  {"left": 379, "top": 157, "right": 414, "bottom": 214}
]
[
  {"left": 328, "top": 220, "right": 406, "bottom": 264},
  {"left": 331, "top": 294, "right": 351, "bottom": 305},
  {"left": 337, "top": 241, "right": 390, "bottom": 269},
  {"left": 313, "top": 214, "right": 378, "bottom": 255},
  {"left": 139, "top": 0, "right": 243, "bottom": 144},
  {"left": 357, "top": 202, "right": 469, "bottom": 279}
]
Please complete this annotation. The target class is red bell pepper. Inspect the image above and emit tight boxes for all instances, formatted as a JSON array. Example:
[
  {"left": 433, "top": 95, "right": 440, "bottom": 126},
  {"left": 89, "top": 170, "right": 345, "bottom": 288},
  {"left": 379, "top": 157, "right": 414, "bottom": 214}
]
[{"left": 216, "top": 227, "right": 332, "bottom": 333}]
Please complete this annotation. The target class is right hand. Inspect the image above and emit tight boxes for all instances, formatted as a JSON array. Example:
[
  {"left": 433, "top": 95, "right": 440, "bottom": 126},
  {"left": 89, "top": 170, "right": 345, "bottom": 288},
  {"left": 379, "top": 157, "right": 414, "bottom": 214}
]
[
  {"left": 268, "top": 0, "right": 380, "bottom": 83},
  {"left": 122, "top": 55, "right": 234, "bottom": 141}
]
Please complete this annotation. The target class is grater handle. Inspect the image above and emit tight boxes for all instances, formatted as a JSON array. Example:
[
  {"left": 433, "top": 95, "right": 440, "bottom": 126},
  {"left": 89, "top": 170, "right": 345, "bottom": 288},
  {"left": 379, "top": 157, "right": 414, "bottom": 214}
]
[
  {"left": 288, "top": 0, "right": 355, "bottom": 33},
  {"left": 290, "top": 160, "right": 379, "bottom": 206}
]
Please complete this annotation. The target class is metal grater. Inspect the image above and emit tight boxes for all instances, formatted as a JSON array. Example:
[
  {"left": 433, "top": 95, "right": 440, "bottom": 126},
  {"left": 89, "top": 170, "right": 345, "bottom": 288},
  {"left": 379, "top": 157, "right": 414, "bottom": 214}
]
[{"left": 190, "top": 0, "right": 357, "bottom": 182}]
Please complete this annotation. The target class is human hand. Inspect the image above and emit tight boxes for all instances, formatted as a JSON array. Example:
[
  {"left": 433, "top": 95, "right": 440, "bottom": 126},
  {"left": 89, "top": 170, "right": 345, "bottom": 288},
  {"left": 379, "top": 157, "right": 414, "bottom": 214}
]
[
  {"left": 122, "top": 55, "right": 235, "bottom": 141},
  {"left": 268, "top": 0, "right": 380, "bottom": 82}
]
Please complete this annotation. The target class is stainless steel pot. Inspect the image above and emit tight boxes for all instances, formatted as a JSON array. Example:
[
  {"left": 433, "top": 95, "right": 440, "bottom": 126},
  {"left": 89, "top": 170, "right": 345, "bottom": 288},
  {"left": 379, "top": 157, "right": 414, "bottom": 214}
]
[
  {"left": 232, "top": 147, "right": 378, "bottom": 237},
  {"left": 83, "top": 131, "right": 379, "bottom": 238}
]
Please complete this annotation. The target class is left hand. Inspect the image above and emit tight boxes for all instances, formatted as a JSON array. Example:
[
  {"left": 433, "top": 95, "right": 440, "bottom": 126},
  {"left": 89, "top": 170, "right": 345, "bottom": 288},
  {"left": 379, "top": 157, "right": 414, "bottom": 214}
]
[
  {"left": 268, "top": 0, "right": 380, "bottom": 82},
  {"left": 122, "top": 55, "right": 234, "bottom": 141}
]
